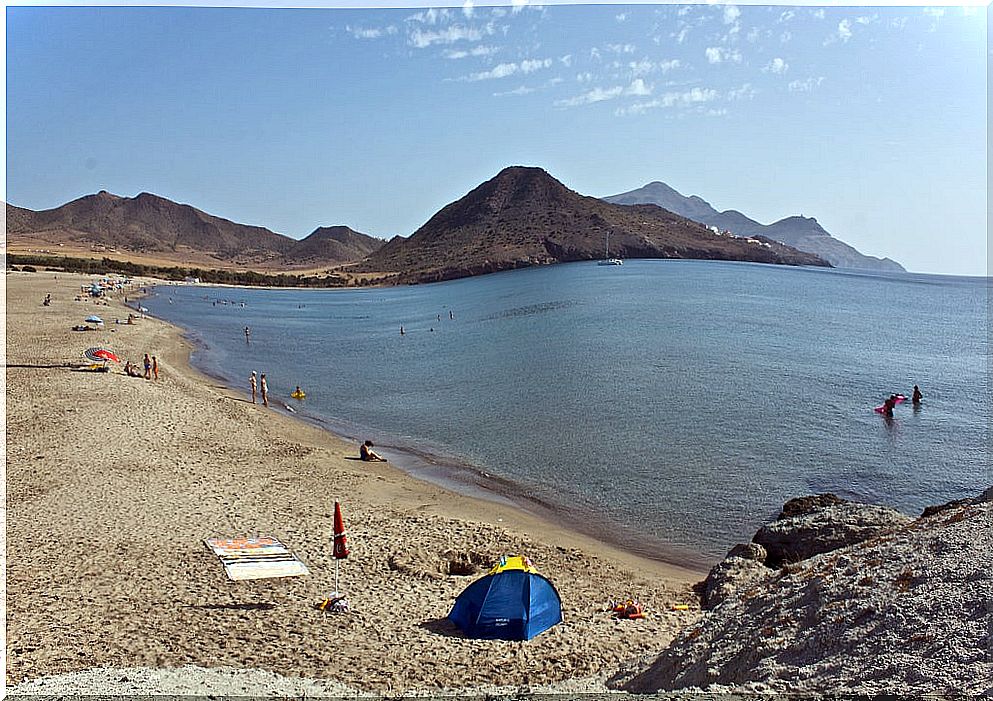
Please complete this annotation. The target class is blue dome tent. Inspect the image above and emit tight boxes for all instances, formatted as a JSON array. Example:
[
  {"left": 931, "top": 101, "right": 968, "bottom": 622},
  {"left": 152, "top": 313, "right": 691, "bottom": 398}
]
[{"left": 448, "top": 555, "right": 562, "bottom": 640}]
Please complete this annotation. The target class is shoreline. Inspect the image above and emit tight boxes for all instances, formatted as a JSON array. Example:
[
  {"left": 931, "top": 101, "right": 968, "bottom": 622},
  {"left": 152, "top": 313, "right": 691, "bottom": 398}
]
[
  {"left": 144, "top": 282, "right": 716, "bottom": 572},
  {"left": 6, "top": 270, "right": 704, "bottom": 692}
]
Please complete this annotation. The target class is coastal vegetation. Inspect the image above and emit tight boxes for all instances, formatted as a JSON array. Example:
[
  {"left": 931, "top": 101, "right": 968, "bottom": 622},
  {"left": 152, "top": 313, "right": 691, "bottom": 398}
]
[{"left": 4, "top": 253, "right": 397, "bottom": 287}]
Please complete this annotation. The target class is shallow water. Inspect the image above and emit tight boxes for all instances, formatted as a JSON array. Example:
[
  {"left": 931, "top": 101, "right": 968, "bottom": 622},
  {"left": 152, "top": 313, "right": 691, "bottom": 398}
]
[{"left": 146, "top": 260, "right": 989, "bottom": 562}]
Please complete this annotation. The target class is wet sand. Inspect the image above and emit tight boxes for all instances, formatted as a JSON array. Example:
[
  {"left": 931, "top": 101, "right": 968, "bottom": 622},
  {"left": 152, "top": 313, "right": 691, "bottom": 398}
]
[{"left": 5, "top": 271, "right": 703, "bottom": 693}]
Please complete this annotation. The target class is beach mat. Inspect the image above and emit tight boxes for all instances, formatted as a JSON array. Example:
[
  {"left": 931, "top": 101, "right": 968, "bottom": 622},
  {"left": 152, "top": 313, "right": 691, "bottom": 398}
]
[{"left": 205, "top": 536, "right": 310, "bottom": 581}]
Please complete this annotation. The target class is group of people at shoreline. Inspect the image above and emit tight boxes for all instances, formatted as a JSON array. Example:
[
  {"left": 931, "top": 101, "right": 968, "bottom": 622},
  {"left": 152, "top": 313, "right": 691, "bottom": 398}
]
[
  {"left": 249, "top": 370, "right": 269, "bottom": 407},
  {"left": 124, "top": 353, "right": 158, "bottom": 380}
]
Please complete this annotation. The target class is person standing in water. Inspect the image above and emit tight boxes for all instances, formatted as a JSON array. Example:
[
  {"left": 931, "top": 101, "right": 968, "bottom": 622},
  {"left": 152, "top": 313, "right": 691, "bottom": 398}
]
[
  {"left": 244, "top": 326, "right": 251, "bottom": 343},
  {"left": 882, "top": 395, "right": 900, "bottom": 418},
  {"left": 912, "top": 385, "right": 923, "bottom": 404}
]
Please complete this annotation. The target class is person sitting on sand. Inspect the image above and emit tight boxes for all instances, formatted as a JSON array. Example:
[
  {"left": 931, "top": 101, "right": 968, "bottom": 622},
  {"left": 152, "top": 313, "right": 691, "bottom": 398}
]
[
  {"left": 360, "top": 440, "right": 386, "bottom": 462},
  {"left": 912, "top": 385, "right": 923, "bottom": 404}
]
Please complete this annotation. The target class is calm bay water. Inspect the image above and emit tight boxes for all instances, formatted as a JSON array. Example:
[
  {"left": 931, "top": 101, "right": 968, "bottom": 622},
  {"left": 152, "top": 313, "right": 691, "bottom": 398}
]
[{"left": 146, "top": 261, "right": 989, "bottom": 564}]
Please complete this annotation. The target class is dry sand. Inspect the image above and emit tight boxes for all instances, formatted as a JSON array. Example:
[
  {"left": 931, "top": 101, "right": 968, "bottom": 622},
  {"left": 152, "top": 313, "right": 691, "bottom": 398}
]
[{"left": 4, "top": 271, "right": 703, "bottom": 694}]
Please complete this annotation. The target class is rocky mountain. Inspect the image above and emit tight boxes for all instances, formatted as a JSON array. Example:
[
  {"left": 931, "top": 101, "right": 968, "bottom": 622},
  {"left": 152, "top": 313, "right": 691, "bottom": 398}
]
[
  {"left": 605, "top": 181, "right": 905, "bottom": 273},
  {"left": 5, "top": 192, "right": 383, "bottom": 270},
  {"left": 356, "top": 167, "right": 828, "bottom": 284},
  {"left": 611, "top": 487, "right": 993, "bottom": 695}
]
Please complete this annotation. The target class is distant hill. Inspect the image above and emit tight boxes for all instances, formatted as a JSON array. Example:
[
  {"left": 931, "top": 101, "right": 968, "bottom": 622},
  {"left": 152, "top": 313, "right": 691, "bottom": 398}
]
[
  {"left": 289, "top": 226, "right": 385, "bottom": 265},
  {"left": 355, "top": 167, "right": 829, "bottom": 284},
  {"left": 5, "top": 192, "right": 383, "bottom": 270},
  {"left": 605, "top": 181, "right": 904, "bottom": 273}
]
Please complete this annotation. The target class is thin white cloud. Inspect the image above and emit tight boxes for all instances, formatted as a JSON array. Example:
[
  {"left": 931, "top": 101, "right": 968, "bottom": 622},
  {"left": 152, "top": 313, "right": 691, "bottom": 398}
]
[
  {"left": 856, "top": 14, "right": 878, "bottom": 25},
  {"left": 615, "top": 86, "right": 719, "bottom": 116},
  {"left": 590, "top": 47, "right": 602, "bottom": 61},
  {"left": 837, "top": 19, "right": 853, "bottom": 42},
  {"left": 677, "top": 5, "right": 692, "bottom": 16},
  {"left": 557, "top": 79, "right": 655, "bottom": 108},
  {"left": 407, "top": 8, "right": 452, "bottom": 25},
  {"left": 494, "top": 85, "right": 535, "bottom": 97},
  {"left": 726, "top": 83, "right": 756, "bottom": 101},
  {"left": 706, "top": 108, "right": 728, "bottom": 117},
  {"left": 615, "top": 13, "right": 628, "bottom": 22},
  {"left": 812, "top": 8, "right": 826, "bottom": 20},
  {"left": 462, "top": 0, "right": 474, "bottom": 19},
  {"left": 629, "top": 58, "right": 681, "bottom": 77},
  {"left": 922, "top": 7, "right": 945, "bottom": 18},
  {"left": 778, "top": 10, "right": 795, "bottom": 23},
  {"left": 347, "top": 25, "right": 398, "bottom": 39},
  {"left": 443, "top": 45, "right": 497, "bottom": 59},
  {"left": 723, "top": 5, "right": 741, "bottom": 25},
  {"left": 607, "top": 43, "right": 636, "bottom": 54},
  {"left": 408, "top": 23, "right": 494, "bottom": 48},
  {"left": 466, "top": 58, "right": 552, "bottom": 81},
  {"left": 764, "top": 57, "right": 788, "bottom": 74},
  {"left": 705, "top": 47, "right": 742, "bottom": 64},
  {"left": 557, "top": 86, "right": 624, "bottom": 107},
  {"left": 627, "top": 78, "right": 652, "bottom": 97},
  {"left": 560, "top": 54, "right": 573, "bottom": 67},
  {"left": 780, "top": 30, "right": 793, "bottom": 43},
  {"left": 788, "top": 76, "right": 825, "bottom": 92},
  {"left": 576, "top": 72, "right": 594, "bottom": 83},
  {"left": 629, "top": 59, "right": 654, "bottom": 77},
  {"left": 511, "top": 0, "right": 528, "bottom": 14},
  {"left": 674, "top": 26, "right": 691, "bottom": 44}
]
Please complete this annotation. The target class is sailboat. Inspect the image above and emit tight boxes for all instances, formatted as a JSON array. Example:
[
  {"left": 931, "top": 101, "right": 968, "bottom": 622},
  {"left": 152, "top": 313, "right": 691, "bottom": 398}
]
[{"left": 597, "top": 231, "right": 623, "bottom": 266}]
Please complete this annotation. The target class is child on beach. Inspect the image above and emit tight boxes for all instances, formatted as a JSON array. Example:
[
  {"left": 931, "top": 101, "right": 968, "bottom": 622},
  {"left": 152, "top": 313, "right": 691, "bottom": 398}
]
[
  {"left": 143, "top": 354, "right": 151, "bottom": 379},
  {"left": 152, "top": 356, "right": 158, "bottom": 380}
]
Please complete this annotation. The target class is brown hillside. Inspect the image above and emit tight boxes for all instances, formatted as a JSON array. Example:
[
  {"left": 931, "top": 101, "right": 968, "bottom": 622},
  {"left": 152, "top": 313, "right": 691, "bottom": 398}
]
[
  {"left": 357, "top": 167, "right": 829, "bottom": 283},
  {"left": 5, "top": 193, "right": 377, "bottom": 271},
  {"left": 290, "top": 226, "right": 385, "bottom": 265}
]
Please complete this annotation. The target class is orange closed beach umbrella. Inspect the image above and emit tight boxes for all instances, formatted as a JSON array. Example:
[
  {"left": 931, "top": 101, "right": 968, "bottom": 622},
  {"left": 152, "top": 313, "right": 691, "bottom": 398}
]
[
  {"left": 333, "top": 501, "right": 350, "bottom": 560},
  {"left": 332, "top": 500, "right": 349, "bottom": 593}
]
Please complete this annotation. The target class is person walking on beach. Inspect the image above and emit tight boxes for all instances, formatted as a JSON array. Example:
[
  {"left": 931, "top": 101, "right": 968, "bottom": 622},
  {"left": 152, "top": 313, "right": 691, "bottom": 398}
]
[
  {"left": 152, "top": 356, "right": 159, "bottom": 381},
  {"left": 143, "top": 353, "right": 151, "bottom": 380},
  {"left": 250, "top": 371, "right": 258, "bottom": 404},
  {"left": 260, "top": 373, "right": 269, "bottom": 407}
]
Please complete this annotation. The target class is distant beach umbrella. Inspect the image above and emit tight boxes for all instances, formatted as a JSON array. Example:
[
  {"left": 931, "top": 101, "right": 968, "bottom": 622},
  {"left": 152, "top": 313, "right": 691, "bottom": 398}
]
[
  {"left": 84, "top": 347, "right": 120, "bottom": 363},
  {"left": 84, "top": 315, "right": 104, "bottom": 324}
]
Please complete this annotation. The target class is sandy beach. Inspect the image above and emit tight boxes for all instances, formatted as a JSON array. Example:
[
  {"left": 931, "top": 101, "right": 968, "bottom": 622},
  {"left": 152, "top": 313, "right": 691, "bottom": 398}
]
[{"left": 5, "top": 271, "right": 703, "bottom": 693}]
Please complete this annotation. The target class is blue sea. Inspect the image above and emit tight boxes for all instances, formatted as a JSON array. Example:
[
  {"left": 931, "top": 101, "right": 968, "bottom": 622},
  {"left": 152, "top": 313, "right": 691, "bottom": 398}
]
[{"left": 145, "top": 261, "right": 989, "bottom": 565}]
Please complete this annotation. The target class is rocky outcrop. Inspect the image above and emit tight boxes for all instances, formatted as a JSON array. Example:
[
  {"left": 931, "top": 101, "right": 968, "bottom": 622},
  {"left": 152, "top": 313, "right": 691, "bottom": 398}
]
[
  {"left": 752, "top": 495, "right": 912, "bottom": 567},
  {"left": 611, "top": 488, "right": 993, "bottom": 695},
  {"left": 697, "top": 494, "right": 913, "bottom": 609},
  {"left": 696, "top": 550, "right": 771, "bottom": 609}
]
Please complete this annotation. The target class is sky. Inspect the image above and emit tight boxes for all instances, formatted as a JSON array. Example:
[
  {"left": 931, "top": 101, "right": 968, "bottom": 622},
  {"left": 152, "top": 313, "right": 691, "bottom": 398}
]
[{"left": 4, "top": 1, "right": 989, "bottom": 275}]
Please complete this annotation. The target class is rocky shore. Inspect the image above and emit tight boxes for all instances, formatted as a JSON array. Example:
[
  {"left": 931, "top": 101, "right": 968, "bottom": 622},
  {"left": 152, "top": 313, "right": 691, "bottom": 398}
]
[{"left": 612, "top": 488, "right": 993, "bottom": 695}]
